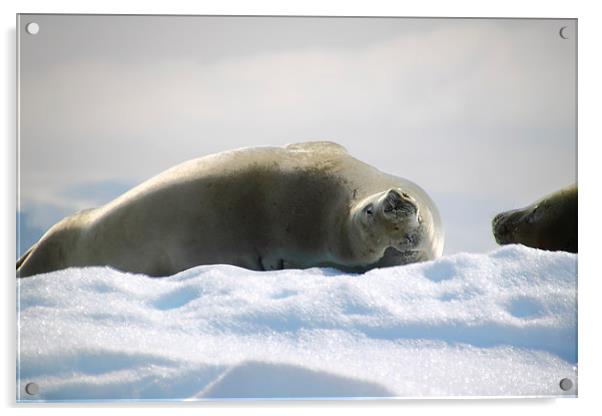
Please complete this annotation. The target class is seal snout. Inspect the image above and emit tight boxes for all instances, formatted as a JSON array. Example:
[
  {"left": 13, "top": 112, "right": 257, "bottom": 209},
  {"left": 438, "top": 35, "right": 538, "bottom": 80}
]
[
  {"left": 383, "top": 189, "right": 418, "bottom": 218},
  {"left": 492, "top": 212, "right": 516, "bottom": 244},
  {"left": 492, "top": 212, "right": 505, "bottom": 230}
]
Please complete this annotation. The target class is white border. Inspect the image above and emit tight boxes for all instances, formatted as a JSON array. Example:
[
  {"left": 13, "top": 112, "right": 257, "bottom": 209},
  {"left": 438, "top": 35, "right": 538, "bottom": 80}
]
[{"left": 3, "top": 1, "right": 601, "bottom": 415}]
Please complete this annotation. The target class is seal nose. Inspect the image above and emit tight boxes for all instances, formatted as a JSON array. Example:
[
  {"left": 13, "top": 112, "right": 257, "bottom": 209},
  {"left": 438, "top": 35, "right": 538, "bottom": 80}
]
[
  {"left": 492, "top": 213, "right": 504, "bottom": 228},
  {"left": 383, "top": 190, "right": 417, "bottom": 216},
  {"left": 493, "top": 214, "right": 507, "bottom": 232},
  {"left": 492, "top": 213, "right": 512, "bottom": 244}
]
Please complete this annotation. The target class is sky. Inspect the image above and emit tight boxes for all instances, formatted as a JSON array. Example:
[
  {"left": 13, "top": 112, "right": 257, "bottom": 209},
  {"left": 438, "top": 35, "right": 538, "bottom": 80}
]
[{"left": 17, "top": 15, "right": 577, "bottom": 257}]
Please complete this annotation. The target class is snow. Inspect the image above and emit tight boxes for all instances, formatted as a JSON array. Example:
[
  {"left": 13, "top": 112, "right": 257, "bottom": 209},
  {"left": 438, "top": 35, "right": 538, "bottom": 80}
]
[{"left": 16, "top": 245, "right": 577, "bottom": 401}]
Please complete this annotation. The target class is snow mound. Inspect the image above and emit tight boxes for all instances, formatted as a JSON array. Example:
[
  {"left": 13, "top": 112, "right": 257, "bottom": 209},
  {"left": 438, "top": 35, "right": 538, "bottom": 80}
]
[{"left": 17, "top": 245, "right": 577, "bottom": 401}]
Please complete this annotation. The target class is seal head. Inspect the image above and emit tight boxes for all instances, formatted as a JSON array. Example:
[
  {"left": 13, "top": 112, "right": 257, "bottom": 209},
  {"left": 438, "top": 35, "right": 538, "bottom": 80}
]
[
  {"left": 492, "top": 185, "right": 577, "bottom": 253},
  {"left": 349, "top": 188, "right": 427, "bottom": 266}
]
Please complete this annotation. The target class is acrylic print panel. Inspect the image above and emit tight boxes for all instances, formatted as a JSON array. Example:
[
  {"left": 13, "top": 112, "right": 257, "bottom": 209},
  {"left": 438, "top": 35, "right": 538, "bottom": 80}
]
[{"left": 16, "top": 14, "right": 577, "bottom": 401}]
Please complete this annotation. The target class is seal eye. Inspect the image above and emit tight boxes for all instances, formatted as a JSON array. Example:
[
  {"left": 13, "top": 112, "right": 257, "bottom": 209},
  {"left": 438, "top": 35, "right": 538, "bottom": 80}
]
[{"left": 364, "top": 204, "right": 374, "bottom": 216}]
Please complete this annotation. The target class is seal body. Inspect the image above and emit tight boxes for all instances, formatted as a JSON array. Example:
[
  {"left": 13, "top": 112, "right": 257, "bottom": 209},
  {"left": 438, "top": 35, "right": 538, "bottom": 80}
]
[
  {"left": 17, "top": 142, "right": 444, "bottom": 277},
  {"left": 492, "top": 185, "right": 577, "bottom": 253}
]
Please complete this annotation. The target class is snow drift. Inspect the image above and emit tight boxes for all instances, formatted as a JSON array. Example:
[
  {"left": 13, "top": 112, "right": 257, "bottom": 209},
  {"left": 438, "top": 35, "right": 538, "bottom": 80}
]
[{"left": 16, "top": 245, "right": 577, "bottom": 401}]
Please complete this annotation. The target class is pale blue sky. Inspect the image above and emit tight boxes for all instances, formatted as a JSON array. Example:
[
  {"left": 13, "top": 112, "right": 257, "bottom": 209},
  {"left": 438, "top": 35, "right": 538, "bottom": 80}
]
[{"left": 18, "top": 15, "right": 576, "bottom": 256}]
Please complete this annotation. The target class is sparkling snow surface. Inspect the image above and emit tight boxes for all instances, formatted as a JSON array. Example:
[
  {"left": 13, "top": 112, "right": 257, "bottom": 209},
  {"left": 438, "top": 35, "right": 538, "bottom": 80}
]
[{"left": 17, "top": 245, "right": 577, "bottom": 401}]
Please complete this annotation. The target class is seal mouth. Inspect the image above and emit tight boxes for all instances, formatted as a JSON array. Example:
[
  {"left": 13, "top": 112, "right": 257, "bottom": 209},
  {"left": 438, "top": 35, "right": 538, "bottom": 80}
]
[{"left": 394, "top": 230, "right": 421, "bottom": 250}]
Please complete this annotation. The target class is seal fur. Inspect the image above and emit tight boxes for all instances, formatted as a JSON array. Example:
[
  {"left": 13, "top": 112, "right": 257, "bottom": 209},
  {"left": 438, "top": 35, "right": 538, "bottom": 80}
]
[
  {"left": 17, "top": 141, "right": 444, "bottom": 277},
  {"left": 492, "top": 185, "right": 577, "bottom": 253}
]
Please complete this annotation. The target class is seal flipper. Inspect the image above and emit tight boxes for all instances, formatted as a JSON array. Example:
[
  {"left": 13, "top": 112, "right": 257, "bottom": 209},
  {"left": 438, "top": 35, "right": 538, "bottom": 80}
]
[
  {"left": 16, "top": 245, "right": 36, "bottom": 276},
  {"left": 258, "top": 255, "right": 286, "bottom": 271},
  {"left": 370, "top": 247, "right": 428, "bottom": 268}
]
